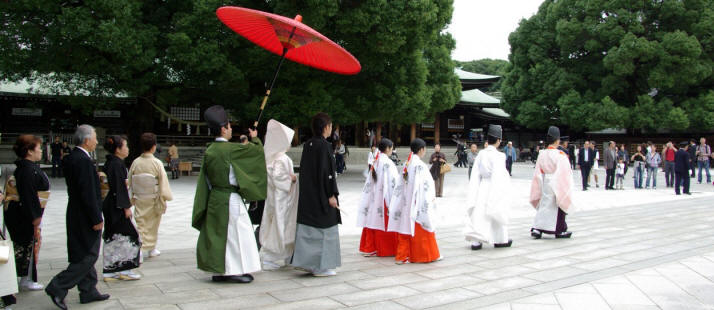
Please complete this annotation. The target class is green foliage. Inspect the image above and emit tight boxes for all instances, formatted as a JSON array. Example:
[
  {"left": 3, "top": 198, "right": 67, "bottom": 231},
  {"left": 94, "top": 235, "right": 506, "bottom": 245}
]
[
  {"left": 0, "top": 0, "right": 460, "bottom": 127},
  {"left": 502, "top": 0, "right": 714, "bottom": 132}
]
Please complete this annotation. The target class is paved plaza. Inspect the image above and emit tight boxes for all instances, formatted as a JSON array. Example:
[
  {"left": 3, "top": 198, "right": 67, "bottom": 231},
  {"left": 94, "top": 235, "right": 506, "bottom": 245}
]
[{"left": 12, "top": 163, "right": 714, "bottom": 309}]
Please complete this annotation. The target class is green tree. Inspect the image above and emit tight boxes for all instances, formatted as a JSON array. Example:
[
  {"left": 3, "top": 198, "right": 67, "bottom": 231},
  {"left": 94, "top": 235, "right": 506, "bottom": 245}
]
[
  {"left": 501, "top": 0, "right": 714, "bottom": 132},
  {"left": 1, "top": 0, "right": 460, "bottom": 141}
]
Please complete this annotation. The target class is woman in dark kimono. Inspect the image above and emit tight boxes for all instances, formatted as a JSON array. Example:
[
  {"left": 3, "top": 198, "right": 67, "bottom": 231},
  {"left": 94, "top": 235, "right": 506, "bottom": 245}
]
[
  {"left": 4, "top": 135, "right": 49, "bottom": 291},
  {"left": 101, "top": 135, "right": 142, "bottom": 281}
]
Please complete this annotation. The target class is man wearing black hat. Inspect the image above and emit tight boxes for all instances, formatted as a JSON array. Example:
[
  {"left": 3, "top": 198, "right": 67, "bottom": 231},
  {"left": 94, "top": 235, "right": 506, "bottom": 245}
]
[
  {"left": 465, "top": 125, "right": 513, "bottom": 250},
  {"left": 674, "top": 141, "right": 691, "bottom": 195},
  {"left": 530, "top": 126, "right": 574, "bottom": 239},
  {"left": 192, "top": 105, "right": 267, "bottom": 283}
]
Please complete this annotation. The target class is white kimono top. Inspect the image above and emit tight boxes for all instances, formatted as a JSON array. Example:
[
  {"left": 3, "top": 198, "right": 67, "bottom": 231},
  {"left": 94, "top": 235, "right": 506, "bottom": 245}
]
[
  {"left": 388, "top": 153, "right": 437, "bottom": 236},
  {"left": 357, "top": 152, "right": 399, "bottom": 230}
]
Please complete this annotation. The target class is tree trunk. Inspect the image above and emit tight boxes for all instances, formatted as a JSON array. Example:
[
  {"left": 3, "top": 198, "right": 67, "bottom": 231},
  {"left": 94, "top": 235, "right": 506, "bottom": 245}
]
[
  {"left": 410, "top": 123, "right": 417, "bottom": 142},
  {"left": 127, "top": 95, "right": 156, "bottom": 165},
  {"left": 376, "top": 122, "right": 382, "bottom": 146},
  {"left": 434, "top": 113, "right": 441, "bottom": 145},
  {"left": 293, "top": 126, "right": 299, "bottom": 146}
]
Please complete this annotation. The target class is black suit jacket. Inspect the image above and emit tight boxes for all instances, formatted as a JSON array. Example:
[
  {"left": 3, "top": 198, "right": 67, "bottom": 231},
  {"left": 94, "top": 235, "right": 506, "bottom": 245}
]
[
  {"left": 63, "top": 147, "right": 103, "bottom": 263},
  {"left": 578, "top": 147, "right": 594, "bottom": 167},
  {"left": 675, "top": 149, "right": 691, "bottom": 173}
]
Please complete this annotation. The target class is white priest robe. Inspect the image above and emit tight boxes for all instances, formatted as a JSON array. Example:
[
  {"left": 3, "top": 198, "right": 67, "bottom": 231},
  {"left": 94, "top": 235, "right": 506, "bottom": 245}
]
[
  {"left": 530, "top": 147, "right": 575, "bottom": 233},
  {"left": 357, "top": 152, "right": 399, "bottom": 230},
  {"left": 388, "top": 154, "right": 437, "bottom": 236},
  {"left": 221, "top": 137, "right": 262, "bottom": 275},
  {"left": 464, "top": 145, "right": 512, "bottom": 244}
]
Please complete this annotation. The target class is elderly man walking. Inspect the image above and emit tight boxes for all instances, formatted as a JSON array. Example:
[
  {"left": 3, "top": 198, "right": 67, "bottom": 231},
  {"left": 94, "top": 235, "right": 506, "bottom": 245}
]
[{"left": 46, "top": 125, "right": 109, "bottom": 310}]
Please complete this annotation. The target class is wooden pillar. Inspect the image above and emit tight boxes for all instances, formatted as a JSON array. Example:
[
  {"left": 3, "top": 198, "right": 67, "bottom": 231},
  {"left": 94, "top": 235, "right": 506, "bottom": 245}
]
[
  {"left": 293, "top": 126, "right": 299, "bottom": 146},
  {"left": 434, "top": 113, "right": 441, "bottom": 145},
  {"left": 375, "top": 122, "right": 383, "bottom": 146},
  {"left": 410, "top": 123, "right": 417, "bottom": 142}
]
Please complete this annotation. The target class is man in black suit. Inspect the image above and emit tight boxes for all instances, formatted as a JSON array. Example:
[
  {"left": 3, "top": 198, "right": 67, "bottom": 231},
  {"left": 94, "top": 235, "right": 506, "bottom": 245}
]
[
  {"left": 675, "top": 141, "right": 692, "bottom": 195},
  {"left": 578, "top": 141, "right": 594, "bottom": 191},
  {"left": 45, "top": 125, "right": 109, "bottom": 310}
]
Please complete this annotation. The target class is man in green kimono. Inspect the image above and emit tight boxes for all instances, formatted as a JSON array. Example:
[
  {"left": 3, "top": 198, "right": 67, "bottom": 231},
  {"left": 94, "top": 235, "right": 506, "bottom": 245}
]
[{"left": 192, "top": 105, "right": 267, "bottom": 283}]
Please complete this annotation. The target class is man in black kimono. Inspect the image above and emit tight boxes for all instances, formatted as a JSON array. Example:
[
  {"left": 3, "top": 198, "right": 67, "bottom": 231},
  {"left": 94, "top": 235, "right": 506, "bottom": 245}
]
[
  {"left": 46, "top": 125, "right": 109, "bottom": 310},
  {"left": 675, "top": 141, "right": 691, "bottom": 195},
  {"left": 291, "top": 112, "right": 341, "bottom": 277}
]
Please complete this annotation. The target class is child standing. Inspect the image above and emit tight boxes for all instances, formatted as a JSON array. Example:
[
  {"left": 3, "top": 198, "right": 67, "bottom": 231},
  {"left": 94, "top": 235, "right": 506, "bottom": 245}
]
[{"left": 616, "top": 159, "right": 625, "bottom": 189}]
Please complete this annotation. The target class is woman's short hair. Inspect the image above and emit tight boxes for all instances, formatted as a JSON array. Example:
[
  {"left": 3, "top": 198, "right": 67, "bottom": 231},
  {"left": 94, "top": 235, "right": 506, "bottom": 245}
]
[
  {"left": 104, "top": 135, "right": 126, "bottom": 154},
  {"left": 13, "top": 134, "right": 42, "bottom": 158},
  {"left": 311, "top": 112, "right": 331, "bottom": 136},
  {"left": 140, "top": 133, "right": 157, "bottom": 152},
  {"left": 410, "top": 138, "right": 426, "bottom": 153}
]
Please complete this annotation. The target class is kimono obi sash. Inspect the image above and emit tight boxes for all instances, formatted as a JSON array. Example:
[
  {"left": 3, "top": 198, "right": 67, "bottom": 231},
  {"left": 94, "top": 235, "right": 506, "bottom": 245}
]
[{"left": 132, "top": 173, "right": 158, "bottom": 200}]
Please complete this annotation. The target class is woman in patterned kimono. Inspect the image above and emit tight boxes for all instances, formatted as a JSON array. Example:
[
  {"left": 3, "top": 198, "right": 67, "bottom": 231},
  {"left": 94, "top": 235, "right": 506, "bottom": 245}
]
[
  {"left": 102, "top": 135, "right": 141, "bottom": 281},
  {"left": 4, "top": 135, "right": 49, "bottom": 290}
]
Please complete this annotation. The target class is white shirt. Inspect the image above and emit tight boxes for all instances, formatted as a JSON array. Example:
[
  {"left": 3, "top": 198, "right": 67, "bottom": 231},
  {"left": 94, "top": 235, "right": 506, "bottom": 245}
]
[{"left": 77, "top": 146, "right": 91, "bottom": 158}]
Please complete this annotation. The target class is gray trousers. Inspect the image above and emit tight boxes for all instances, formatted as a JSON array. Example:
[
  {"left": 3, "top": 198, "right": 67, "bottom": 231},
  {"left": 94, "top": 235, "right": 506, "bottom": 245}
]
[{"left": 664, "top": 161, "right": 675, "bottom": 187}]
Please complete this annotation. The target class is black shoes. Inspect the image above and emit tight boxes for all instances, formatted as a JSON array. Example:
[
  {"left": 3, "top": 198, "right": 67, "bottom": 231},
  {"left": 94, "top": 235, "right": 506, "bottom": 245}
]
[
  {"left": 46, "top": 291, "right": 67, "bottom": 310},
  {"left": 555, "top": 231, "right": 573, "bottom": 239},
  {"left": 531, "top": 229, "right": 542, "bottom": 239},
  {"left": 470, "top": 243, "right": 483, "bottom": 251},
  {"left": 494, "top": 240, "right": 513, "bottom": 248},
  {"left": 212, "top": 274, "right": 254, "bottom": 283},
  {"left": 79, "top": 293, "right": 110, "bottom": 304}
]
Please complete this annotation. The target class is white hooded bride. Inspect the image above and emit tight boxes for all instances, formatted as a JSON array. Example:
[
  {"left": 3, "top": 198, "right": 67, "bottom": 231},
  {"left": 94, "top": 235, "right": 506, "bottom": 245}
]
[{"left": 259, "top": 119, "right": 299, "bottom": 270}]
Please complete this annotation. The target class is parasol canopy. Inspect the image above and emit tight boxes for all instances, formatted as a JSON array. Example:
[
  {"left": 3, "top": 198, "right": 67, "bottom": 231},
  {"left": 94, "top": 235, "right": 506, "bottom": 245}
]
[{"left": 217, "top": 6, "right": 361, "bottom": 75}]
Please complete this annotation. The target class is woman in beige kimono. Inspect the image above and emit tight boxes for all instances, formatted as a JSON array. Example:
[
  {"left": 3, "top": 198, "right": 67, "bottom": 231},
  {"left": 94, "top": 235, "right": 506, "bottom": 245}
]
[{"left": 128, "top": 133, "right": 173, "bottom": 258}]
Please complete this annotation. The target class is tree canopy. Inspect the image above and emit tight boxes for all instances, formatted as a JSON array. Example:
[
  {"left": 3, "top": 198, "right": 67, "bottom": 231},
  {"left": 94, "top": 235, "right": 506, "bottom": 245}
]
[
  {"left": 501, "top": 0, "right": 714, "bottom": 132},
  {"left": 0, "top": 0, "right": 460, "bottom": 129}
]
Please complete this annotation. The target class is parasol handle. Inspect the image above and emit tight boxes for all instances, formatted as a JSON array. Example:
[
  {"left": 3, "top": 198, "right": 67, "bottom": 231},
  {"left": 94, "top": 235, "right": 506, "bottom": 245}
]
[
  {"left": 254, "top": 50, "right": 287, "bottom": 128},
  {"left": 254, "top": 23, "right": 299, "bottom": 128}
]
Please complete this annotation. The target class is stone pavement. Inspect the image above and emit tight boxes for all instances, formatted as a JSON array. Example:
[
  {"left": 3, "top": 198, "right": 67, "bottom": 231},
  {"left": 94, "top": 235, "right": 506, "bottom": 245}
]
[{"left": 12, "top": 163, "right": 714, "bottom": 309}]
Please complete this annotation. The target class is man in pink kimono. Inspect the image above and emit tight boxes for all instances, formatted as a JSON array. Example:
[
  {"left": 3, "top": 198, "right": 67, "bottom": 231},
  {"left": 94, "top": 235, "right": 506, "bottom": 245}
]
[{"left": 530, "top": 126, "right": 574, "bottom": 239}]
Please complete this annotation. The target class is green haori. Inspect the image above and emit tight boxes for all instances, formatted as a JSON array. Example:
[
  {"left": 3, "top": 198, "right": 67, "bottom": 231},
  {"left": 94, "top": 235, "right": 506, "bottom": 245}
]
[{"left": 192, "top": 138, "right": 267, "bottom": 274}]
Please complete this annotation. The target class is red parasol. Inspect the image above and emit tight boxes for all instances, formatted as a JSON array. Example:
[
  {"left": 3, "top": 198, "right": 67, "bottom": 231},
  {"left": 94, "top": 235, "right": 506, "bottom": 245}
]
[{"left": 216, "top": 6, "right": 361, "bottom": 126}]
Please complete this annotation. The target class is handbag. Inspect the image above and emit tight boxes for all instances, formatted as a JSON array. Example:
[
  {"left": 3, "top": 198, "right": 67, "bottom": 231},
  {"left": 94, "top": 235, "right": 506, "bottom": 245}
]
[
  {"left": 440, "top": 163, "right": 452, "bottom": 174},
  {"left": 0, "top": 224, "right": 18, "bottom": 296},
  {"left": 0, "top": 239, "right": 9, "bottom": 265}
]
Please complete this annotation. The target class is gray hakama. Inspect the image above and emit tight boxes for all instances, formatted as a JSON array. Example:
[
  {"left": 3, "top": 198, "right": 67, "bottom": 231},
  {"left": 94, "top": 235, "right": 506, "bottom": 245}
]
[{"left": 291, "top": 224, "right": 341, "bottom": 271}]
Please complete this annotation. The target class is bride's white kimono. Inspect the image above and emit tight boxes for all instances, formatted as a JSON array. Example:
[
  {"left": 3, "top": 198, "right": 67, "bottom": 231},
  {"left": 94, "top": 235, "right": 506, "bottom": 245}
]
[
  {"left": 464, "top": 145, "right": 511, "bottom": 244},
  {"left": 530, "top": 147, "right": 575, "bottom": 233},
  {"left": 259, "top": 120, "right": 299, "bottom": 266},
  {"left": 357, "top": 152, "right": 399, "bottom": 230},
  {"left": 388, "top": 154, "right": 437, "bottom": 236}
]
